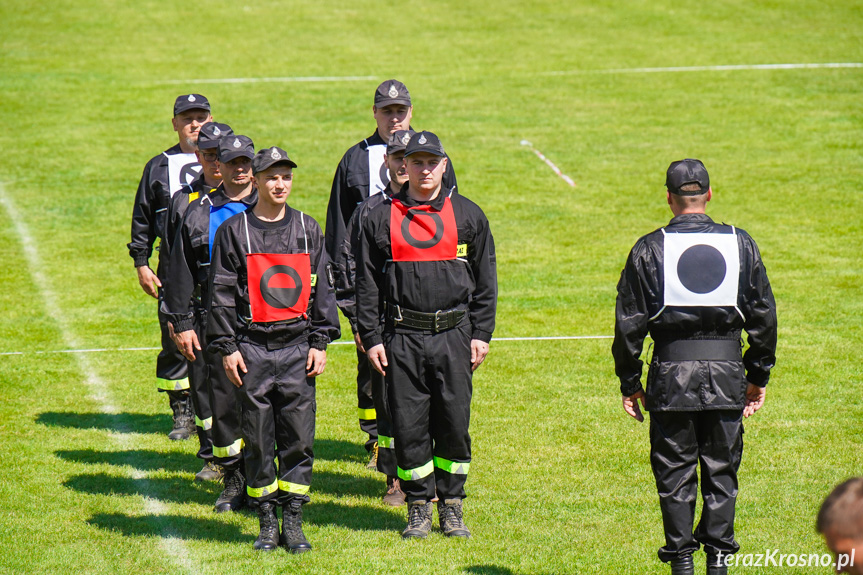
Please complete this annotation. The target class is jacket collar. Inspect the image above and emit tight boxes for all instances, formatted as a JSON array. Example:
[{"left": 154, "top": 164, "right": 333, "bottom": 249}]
[{"left": 210, "top": 184, "right": 257, "bottom": 208}]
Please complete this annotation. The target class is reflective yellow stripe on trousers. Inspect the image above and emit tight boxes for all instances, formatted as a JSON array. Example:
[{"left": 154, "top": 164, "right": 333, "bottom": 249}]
[
  {"left": 213, "top": 438, "right": 244, "bottom": 458},
  {"left": 357, "top": 407, "right": 377, "bottom": 420},
  {"left": 156, "top": 377, "right": 190, "bottom": 391},
  {"left": 433, "top": 456, "right": 470, "bottom": 475},
  {"left": 278, "top": 480, "right": 310, "bottom": 496},
  {"left": 247, "top": 479, "right": 278, "bottom": 498},
  {"left": 378, "top": 435, "right": 394, "bottom": 449},
  {"left": 195, "top": 416, "right": 213, "bottom": 430},
  {"left": 397, "top": 460, "right": 434, "bottom": 482}
]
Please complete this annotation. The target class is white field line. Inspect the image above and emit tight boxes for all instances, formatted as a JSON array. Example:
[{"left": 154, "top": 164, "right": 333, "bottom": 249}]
[
  {"left": 520, "top": 140, "right": 577, "bottom": 187},
  {"left": 0, "top": 183, "right": 198, "bottom": 575},
  {"left": 548, "top": 62, "right": 863, "bottom": 76},
  {"left": 0, "top": 335, "right": 614, "bottom": 356},
  {"left": 157, "top": 75, "right": 377, "bottom": 85}
]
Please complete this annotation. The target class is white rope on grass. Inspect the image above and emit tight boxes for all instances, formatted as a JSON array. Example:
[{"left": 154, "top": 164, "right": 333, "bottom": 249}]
[
  {"left": 547, "top": 62, "right": 863, "bottom": 76},
  {"left": 0, "top": 335, "right": 614, "bottom": 356},
  {"left": 0, "top": 182, "right": 200, "bottom": 575}
]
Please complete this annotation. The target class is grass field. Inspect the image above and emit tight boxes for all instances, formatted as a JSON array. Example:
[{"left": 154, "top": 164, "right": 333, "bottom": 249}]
[{"left": 1, "top": 1, "right": 862, "bottom": 573}]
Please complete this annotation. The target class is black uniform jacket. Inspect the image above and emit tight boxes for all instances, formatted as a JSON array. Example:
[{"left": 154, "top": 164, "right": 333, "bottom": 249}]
[
  {"left": 324, "top": 130, "right": 458, "bottom": 263},
  {"left": 333, "top": 183, "right": 398, "bottom": 335},
  {"left": 356, "top": 186, "right": 497, "bottom": 351},
  {"left": 128, "top": 143, "right": 189, "bottom": 272},
  {"left": 206, "top": 207, "right": 341, "bottom": 357},
  {"left": 162, "top": 185, "right": 258, "bottom": 333},
  {"left": 162, "top": 175, "right": 218, "bottom": 268},
  {"left": 612, "top": 213, "right": 777, "bottom": 411}
]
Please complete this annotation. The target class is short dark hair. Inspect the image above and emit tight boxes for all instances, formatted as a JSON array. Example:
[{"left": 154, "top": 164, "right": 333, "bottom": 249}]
[{"left": 817, "top": 477, "right": 863, "bottom": 537}]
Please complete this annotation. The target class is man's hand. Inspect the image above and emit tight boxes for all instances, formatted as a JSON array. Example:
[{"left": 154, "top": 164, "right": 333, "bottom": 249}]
[
  {"left": 367, "top": 344, "right": 388, "bottom": 376},
  {"left": 470, "top": 339, "right": 490, "bottom": 372},
  {"left": 307, "top": 348, "right": 327, "bottom": 377},
  {"left": 743, "top": 383, "right": 767, "bottom": 418},
  {"left": 136, "top": 265, "right": 161, "bottom": 299},
  {"left": 623, "top": 390, "right": 646, "bottom": 422},
  {"left": 174, "top": 329, "right": 201, "bottom": 362},
  {"left": 223, "top": 351, "right": 247, "bottom": 388},
  {"left": 353, "top": 332, "right": 365, "bottom": 353}
]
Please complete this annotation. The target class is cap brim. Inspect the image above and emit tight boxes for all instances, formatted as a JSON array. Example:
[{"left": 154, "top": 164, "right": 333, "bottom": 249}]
[
  {"left": 253, "top": 158, "right": 298, "bottom": 173},
  {"left": 219, "top": 151, "right": 254, "bottom": 163},
  {"left": 197, "top": 141, "right": 220, "bottom": 150},
  {"left": 375, "top": 98, "right": 412, "bottom": 108},
  {"left": 174, "top": 105, "right": 211, "bottom": 116},
  {"left": 404, "top": 147, "right": 446, "bottom": 157}
]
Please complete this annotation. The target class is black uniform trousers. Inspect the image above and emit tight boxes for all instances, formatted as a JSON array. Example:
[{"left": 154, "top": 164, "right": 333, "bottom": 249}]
[
  {"left": 156, "top": 292, "right": 190, "bottom": 388},
  {"left": 206, "top": 341, "right": 244, "bottom": 471},
  {"left": 189, "top": 309, "right": 213, "bottom": 461},
  {"left": 371, "top": 363, "right": 397, "bottom": 477},
  {"left": 649, "top": 410, "right": 743, "bottom": 563},
  {"left": 237, "top": 339, "right": 315, "bottom": 506},
  {"left": 356, "top": 349, "right": 378, "bottom": 451},
  {"left": 385, "top": 323, "right": 472, "bottom": 501}
]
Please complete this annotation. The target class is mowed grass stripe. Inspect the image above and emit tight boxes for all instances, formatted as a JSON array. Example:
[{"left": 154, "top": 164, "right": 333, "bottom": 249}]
[{"left": 0, "top": 182, "right": 205, "bottom": 574}]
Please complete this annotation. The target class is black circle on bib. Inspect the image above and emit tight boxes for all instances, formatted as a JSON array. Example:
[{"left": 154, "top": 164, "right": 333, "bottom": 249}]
[
  {"left": 677, "top": 244, "right": 726, "bottom": 294},
  {"left": 260, "top": 265, "right": 303, "bottom": 309},
  {"left": 179, "top": 162, "right": 201, "bottom": 186},
  {"left": 401, "top": 210, "right": 443, "bottom": 249}
]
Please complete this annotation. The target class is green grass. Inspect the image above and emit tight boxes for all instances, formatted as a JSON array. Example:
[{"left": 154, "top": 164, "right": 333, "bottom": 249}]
[{"left": 1, "top": 0, "right": 862, "bottom": 573}]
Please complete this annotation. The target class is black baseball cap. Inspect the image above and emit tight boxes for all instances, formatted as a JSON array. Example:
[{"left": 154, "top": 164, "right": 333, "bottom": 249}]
[
  {"left": 197, "top": 122, "right": 233, "bottom": 150},
  {"left": 173, "top": 94, "right": 210, "bottom": 116},
  {"left": 252, "top": 147, "right": 298, "bottom": 174},
  {"left": 374, "top": 79, "right": 411, "bottom": 107},
  {"left": 666, "top": 159, "right": 710, "bottom": 196},
  {"left": 387, "top": 130, "right": 416, "bottom": 155},
  {"left": 218, "top": 135, "right": 255, "bottom": 163},
  {"left": 404, "top": 131, "right": 446, "bottom": 158}
]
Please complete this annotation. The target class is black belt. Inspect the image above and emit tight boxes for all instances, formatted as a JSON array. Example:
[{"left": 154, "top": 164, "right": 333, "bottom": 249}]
[
  {"left": 386, "top": 303, "right": 466, "bottom": 333},
  {"left": 238, "top": 327, "right": 306, "bottom": 351},
  {"left": 653, "top": 338, "right": 742, "bottom": 362}
]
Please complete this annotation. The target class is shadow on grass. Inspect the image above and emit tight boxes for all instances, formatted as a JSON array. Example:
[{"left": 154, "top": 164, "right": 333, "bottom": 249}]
[
  {"left": 313, "top": 468, "right": 383, "bottom": 499},
  {"left": 55, "top": 449, "right": 196, "bottom": 474},
  {"left": 464, "top": 567, "right": 537, "bottom": 575},
  {"left": 87, "top": 512, "right": 249, "bottom": 544},
  {"left": 64, "top": 473, "right": 220, "bottom": 506},
  {"left": 306, "top": 499, "right": 404, "bottom": 532},
  {"left": 64, "top": 468, "right": 385, "bottom": 506},
  {"left": 37, "top": 411, "right": 169, "bottom": 435},
  {"left": 314, "top": 438, "right": 370, "bottom": 466}
]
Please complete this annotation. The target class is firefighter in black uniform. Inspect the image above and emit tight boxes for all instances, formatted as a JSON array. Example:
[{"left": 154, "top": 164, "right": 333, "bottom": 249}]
[
  {"left": 207, "top": 146, "right": 340, "bottom": 552},
  {"left": 356, "top": 131, "right": 497, "bottom": 539},
  {"left": 166, "top": 132, "right": 262, "bottom": 506},
  {"left": 162, "top": 121, "right": 232, "bottom": 481},
  {"left": 129, "top": 94, "right": 211, "bottom": 439},
  {"left": 334, "top": 129, "right": 415, "bottom": 506},
  {"left": 612, "top": 159, "right": 777, "bottom": 575},
  {"left": 325, "top": 80, "right": 457, "bottom": 467}
]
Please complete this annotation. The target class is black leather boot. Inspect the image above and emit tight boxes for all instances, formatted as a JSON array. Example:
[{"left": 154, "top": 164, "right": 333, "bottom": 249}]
[
  {"left": 214, "top": 468, "right": 246, "bottom": 513},
  {"left": 254, "top": 501, "right": 279, "bottom": 551},
  {"left": 706, "top": 555, "right": 728, "bottom": 575},
  {"left": 670, "top": 555, "right": 694, "bottom": 575},
  {"left": 167, "top": 391, "right": 194, "bottom": 440},
  {"left": 281, "top": 500, "right": 311, "bottom": 553}
]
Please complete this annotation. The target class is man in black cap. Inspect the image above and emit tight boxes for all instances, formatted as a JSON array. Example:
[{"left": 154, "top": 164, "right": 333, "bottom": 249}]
[
  {"left": 612, "top": 159, "right": 777, "bottom": 575},
  {"left": 325, "top": 80, "right": 457, "bottom": 469},
  {"left": 356, "top": 131, "right": 496, "bottom": 539},
  {"left": 165, "top": 131, "right": 263, "bottom": 497},
  {"left": 162, "top": 121, "right": 234, "bottom": 481},
  {"left": 207, "top": 146, "right": 340, "bottom": 552},
  {"left": 817, "top": 478, "right": 863, "bottom": 574},
  {"left": 334, "top": 129, "right": 416, "bottom": 506},
  {"left": 128, "top": 94, "right": 212, "bottom": 439}
]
